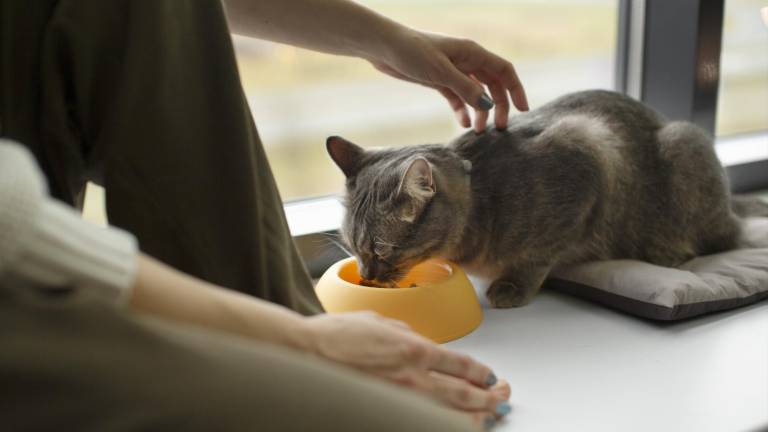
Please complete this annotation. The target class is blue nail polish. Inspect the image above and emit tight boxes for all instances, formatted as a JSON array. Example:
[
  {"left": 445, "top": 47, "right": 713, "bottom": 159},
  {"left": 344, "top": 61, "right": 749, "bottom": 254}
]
[
  {"left": 483, "top": 415, "right": 496, "bottom": 430},
  {"left": 495, "top": 401, "right": 512, "bottom": 416},
  {"left": 485, "top": 372, "right": 498, "bottom": 387},
  {"left": 478, "top": 93, "right": 494, "bottom": 110}
]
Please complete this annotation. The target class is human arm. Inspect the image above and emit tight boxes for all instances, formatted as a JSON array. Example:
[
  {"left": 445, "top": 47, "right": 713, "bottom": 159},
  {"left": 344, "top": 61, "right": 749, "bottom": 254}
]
[
  {"left": 131, "top": 253, "right": 511, "bottom": 426},
  {"left": 0, "top": 140, "right": 510, "bottom": 427},
  {"left": 222, "top": 0, "right": 528, "bottom": 132},
  {"left": 0, "top": 139, "right": 305, "bottom": 346}
]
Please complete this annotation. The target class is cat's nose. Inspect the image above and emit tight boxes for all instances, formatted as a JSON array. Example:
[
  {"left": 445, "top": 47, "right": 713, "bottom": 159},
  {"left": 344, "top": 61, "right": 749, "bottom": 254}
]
[{"left": 359, "top": 260, "right": 377, "bottom": 281}]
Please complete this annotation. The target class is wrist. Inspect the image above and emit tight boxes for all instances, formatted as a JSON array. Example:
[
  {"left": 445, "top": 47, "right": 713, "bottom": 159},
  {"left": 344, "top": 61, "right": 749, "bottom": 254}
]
[
  {"left": 356, "top": 18, "right": 414, "bottom": 63},
  {"left": 286, "top": 315, "right": 320, "bottom": 354}
]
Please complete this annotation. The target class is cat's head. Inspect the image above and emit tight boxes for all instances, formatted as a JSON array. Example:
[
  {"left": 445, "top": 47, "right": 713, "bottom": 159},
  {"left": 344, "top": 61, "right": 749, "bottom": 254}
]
[{"left": 326, "top": 136, "right": 470, "bottom": 286}]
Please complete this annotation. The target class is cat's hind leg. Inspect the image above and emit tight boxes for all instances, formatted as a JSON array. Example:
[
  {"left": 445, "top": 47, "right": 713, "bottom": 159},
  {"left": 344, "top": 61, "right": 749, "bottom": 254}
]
[
  {"left": 486, "top": 263, "right": 553, "bottom": 308},
  {"left": 651, "top": 122, "right": 740, "bottom": 261},
  {"left": 484, "top": 115, "right": 607, "bottom": 308}
]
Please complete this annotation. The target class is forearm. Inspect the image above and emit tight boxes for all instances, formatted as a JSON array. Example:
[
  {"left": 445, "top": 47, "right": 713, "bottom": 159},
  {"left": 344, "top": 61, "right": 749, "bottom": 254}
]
[
  {"left": 222, "top": 0, "right": 407, "bottom": 61},
  {"left": 129, "top": 254, "right": 311, "bottom": 351}
]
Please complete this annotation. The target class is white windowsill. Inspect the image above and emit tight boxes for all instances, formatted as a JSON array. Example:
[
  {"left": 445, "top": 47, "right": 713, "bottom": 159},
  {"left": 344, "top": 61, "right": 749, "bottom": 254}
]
[
  {"left": 714, "top": 131, "right": 768, "bottom": 166},
  {"left": 284, "top": 195, "right": 346, "bottom": 237},
  {"left": 284, "top": 132, "right": 768, "bottom": 237},
  {"left": 82, "top": 132, "right": 768, "bottom": 232}
]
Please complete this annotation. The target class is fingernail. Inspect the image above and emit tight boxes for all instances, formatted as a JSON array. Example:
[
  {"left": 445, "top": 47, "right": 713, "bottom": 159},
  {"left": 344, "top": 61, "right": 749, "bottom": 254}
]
[
  {"left": 485, "top": 372, "right": 498, "bottom": 387},
  {"left": 483, "top": 415, "right": 496, "bottom": 430},
  {"left": 478, "top": 93, "right": 494, "bottom": 110},
  {"left": 495, "top": 401, "right": 512, "bottom": 416}
]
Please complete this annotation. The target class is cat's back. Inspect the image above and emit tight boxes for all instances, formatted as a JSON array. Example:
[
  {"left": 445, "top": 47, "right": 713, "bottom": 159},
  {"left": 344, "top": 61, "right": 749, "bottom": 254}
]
[
  {"left": 532, "top": 90, "right": 663, "bottom": 135},
  {"left": 450, "top": 90, "right": 663, "bottom": 153}
]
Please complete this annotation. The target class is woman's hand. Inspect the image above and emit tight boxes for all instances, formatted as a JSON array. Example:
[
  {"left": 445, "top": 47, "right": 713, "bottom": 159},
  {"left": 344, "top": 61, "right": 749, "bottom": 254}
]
[
  {"left": 370, "top": 29, "right": 529, "bottom": 133},
  {"left": 224, "top": 0, "right": 526, "bottom": 134},
  {"left": 128, "top": 254, "right": 511, "bottom": 428},
  {"left": 301, "top": 311, "right": 512, "bottom": 428}
]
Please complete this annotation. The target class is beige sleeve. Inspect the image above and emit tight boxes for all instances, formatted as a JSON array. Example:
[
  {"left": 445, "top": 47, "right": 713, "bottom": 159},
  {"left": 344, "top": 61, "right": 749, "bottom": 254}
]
[{"left": 0, "top": 140, "right": 138, "bottom": 305}]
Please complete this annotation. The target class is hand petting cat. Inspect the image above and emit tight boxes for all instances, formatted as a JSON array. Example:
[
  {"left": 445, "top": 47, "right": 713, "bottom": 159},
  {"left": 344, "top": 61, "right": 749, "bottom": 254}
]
[
  {"left": 370, "top": 29, "right": 529, "bottom": 133},
  {"left": 224, "top": 0, "right": 528, "bottom": 134}
]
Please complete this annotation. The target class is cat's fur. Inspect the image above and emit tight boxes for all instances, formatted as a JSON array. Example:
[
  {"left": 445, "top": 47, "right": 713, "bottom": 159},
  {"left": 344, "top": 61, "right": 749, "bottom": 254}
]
[{"left": 327, "top": 90, "right": 751, "bottom": 307}]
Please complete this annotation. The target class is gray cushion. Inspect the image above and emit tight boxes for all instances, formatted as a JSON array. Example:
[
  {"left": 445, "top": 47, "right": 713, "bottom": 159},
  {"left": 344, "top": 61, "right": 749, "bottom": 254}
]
[{"left": 546, "top": 217, "right": 768, "bottom": 320}]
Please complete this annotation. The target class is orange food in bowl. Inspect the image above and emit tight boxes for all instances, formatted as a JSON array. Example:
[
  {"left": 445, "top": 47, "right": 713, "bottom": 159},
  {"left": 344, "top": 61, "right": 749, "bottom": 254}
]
[{"left": 316, "top": 258, "right": 483, "bottom": 343}]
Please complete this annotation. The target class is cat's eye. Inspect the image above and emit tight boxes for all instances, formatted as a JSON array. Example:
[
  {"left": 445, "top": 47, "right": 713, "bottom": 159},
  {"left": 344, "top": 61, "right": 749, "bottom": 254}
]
[
  {"left": 373, "top": 238, "right": 397, "bottom": 258},
  {"left": 376, "top": 255, "right": 395, "bottom": 267},
  {"left": 373, "top": 245, "right": 397, "bottom": 262}
]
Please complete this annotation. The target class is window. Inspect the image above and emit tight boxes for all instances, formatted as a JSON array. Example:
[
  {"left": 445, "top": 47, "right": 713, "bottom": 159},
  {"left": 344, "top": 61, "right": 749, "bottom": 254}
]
[
  {"left": 716, "top": 0, "right": 768, "bottom": 137},
  {"left": 234, "top": 0, "right": 619, "bottom": 200},
  {"left": 83, "top": 0, "right": 768, "bottom": 234}
]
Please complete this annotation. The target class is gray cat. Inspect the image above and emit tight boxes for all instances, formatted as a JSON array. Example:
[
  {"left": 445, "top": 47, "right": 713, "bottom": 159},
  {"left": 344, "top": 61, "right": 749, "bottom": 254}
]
[{"left": 327, "top": 90, "right": 754, "bottom": 308}]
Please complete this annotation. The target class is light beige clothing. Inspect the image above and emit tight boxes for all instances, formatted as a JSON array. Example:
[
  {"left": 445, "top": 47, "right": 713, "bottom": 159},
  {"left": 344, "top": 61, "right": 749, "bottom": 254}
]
[{"left": 0, "top": 141, "right": 136, "bottom": 303}]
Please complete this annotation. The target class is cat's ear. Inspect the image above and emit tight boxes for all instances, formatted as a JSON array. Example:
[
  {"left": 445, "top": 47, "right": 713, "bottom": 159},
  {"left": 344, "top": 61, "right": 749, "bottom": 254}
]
[
  {"left": 326, "top": 136, "right": 364, "bottom": 178},
  {"left": 397, "top": 158, "right": 435, "bottom": 222},
  {"left": 397, "top": 157, "right": 436, "bottom": 201}
]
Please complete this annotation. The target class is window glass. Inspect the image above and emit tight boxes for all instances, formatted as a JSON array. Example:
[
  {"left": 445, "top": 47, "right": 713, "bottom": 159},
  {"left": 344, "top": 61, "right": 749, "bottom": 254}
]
[
  {"left": 716, "top": 0, "right": 768, "bottom": 136},
  {"left": 235, "top": 0, "right": 619, "bottom": 200}
]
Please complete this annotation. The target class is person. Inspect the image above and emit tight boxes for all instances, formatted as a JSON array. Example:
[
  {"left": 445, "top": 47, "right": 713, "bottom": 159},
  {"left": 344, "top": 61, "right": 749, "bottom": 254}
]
[{"left": 0, "top": 0, "right": 528, "bottom": 430}]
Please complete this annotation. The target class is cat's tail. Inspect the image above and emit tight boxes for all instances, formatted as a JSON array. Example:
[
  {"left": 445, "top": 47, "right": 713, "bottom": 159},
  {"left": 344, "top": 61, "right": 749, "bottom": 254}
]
[{"left": 730, "top": 194, "right": 768, "bottom": 218}]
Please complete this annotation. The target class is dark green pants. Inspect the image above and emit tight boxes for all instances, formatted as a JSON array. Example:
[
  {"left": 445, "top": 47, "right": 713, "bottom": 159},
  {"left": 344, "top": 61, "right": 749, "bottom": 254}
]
[
  {"left": 0, "top": 1, "right": 475, "bottom": 430},
  {"left": 0, "top": 283, "right": 474, "bottom": 431},
  {"left": 0, "top": 0, "right": 320, "bottom": 314}
]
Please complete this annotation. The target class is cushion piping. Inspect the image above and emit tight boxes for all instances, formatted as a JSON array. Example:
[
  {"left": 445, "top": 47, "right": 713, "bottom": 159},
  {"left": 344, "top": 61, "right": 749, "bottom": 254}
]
[{"left": 545, "top": 277, "right": 768, "bottom": 321}]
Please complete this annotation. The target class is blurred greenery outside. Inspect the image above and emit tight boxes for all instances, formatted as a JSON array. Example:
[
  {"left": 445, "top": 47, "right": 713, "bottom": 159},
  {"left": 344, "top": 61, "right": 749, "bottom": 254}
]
[
  {"left": 717, "top": 0, "right": 768, "bottom": 136},
  {"left": 82, "top": 0, "right": 767, "bottom": 223}
]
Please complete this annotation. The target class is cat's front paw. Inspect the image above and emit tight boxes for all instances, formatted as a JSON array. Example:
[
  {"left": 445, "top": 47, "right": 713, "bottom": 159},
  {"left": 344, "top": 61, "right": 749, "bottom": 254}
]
[{"left": 486, "top": 280, "right": 535, "bottom": 308}]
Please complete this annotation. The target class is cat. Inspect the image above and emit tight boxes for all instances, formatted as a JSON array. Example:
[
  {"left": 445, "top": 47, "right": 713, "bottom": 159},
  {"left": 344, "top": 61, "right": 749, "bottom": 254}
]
[{"left": 326, "top": 89, "right": 756, "bottom": 308}]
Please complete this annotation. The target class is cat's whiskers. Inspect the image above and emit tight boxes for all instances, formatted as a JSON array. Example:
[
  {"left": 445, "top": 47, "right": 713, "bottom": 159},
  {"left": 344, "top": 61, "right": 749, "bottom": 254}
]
[
  {"left": 374, "top": 237, "right": 399, "bottom": 249},
  {"left": 319, "top": 233, "right": 354, "bottom": 257}
]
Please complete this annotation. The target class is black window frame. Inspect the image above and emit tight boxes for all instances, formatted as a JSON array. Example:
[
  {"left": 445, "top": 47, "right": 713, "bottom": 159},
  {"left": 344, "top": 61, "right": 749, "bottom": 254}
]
[{"left": 615, "top": 0, "right": 768, "bottom": 192}]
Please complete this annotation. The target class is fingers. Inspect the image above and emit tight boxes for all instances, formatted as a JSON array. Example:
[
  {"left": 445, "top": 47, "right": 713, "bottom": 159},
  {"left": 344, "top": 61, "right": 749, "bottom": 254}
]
[
  {"left": 469, "top": 411, "right": 498, "bottom": 431},
  {"left": 373, "top": 46, "right": 523, "bottom": 132},
  {"left": 373, "top": 59, "right": 475, "bottom": 129},
  {"left": 382, "top": 368, "right": 510, "bottom": 427},
  {"left": 473, "top": 108, "right": 489, "bottom": 134},
  {"left": 488, "top": 80, "right": 509, "bottom": 130},
  {"left": 438, "top": 87, "right": 471, "bottom": 128},
  {"left": 471, "top": 49, "right": 528, "bottom": 112},
  {"left": 379, "top": 57, "right": 492, "bottom": 132},
  {"left": 446, "top": 39, "right": 528, "bottom": 113},
  {"left": 474, "top": 71, "right": 510, "bottom": 130},
  {"left": 439, "top": 57, "right": 520, "bottom": 132},
  {"left": 493, "top": 59, "right": 529, "bottom": 112},
  {"left": 492, "top": 379, "right": 511, "bottom": 400},
  {"left": 440, "top": 60, "right": 487, "bottom": 111},
  {"left": 348, "top": 312, "right": 498, "bottom": 390},
  {"left": 381, "top": 366, "right": 510, "bottom": 430},
  {"left": 427, "top": 372, "right": 510, "bottom": 416},
  {"left": 426, "top": 345, "right": 496, "bottom": 388}
]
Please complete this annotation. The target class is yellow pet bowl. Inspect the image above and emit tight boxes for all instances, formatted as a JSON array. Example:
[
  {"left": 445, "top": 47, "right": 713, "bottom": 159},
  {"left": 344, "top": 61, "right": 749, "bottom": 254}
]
[{"left": 315, "top": 258, "right": 483, "bottom": 343}]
